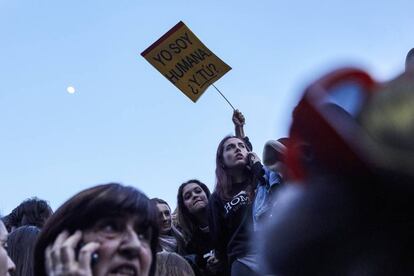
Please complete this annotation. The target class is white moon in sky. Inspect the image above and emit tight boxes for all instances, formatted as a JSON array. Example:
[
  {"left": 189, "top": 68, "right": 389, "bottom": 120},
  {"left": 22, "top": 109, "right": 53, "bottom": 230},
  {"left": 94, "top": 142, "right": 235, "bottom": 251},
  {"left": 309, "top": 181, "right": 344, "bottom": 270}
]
[{"left": 66, "top": 86, "right": 76, "bottom": 94}]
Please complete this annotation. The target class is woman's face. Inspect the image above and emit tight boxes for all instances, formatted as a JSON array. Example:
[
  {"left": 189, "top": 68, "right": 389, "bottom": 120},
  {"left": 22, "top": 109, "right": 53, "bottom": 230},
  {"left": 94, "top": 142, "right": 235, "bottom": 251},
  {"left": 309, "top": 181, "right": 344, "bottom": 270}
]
[
  {"left": 155, "top": 203, "right": 172, "bottom": 235},
  {"left": 182, "top": 183, "right": 208, "bottom": 214},
  {"left": 0, "top": 222, "right": 15, "bottom": 276},
  {"left": 82, "top": 215, "right": 153, "bottom": 276},
  {"left": 222, "top": 137, "right": 249, "bottom": 169}
]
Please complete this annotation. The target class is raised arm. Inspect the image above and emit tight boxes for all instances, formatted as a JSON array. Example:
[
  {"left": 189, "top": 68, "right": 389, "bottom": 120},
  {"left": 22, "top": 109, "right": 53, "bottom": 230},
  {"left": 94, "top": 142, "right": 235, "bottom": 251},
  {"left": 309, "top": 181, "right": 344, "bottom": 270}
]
[{"left": 232, "top": 109, "right": 245, "bottom": 139}]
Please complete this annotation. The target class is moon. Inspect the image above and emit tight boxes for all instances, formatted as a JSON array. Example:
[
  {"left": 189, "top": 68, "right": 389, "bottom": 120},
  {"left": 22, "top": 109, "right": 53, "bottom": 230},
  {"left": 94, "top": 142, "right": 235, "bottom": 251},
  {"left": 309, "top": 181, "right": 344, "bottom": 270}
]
[{"left": 66, "top": 86, "right": 76, "bottom": 94}]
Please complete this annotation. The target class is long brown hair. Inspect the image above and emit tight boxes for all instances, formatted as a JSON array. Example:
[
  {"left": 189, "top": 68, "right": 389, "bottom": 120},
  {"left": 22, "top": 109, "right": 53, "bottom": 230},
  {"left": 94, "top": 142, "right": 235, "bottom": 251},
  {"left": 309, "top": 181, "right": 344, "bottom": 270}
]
[
  {"left": 176, "top": 180, "right": 211, "bottom": 248},
  {"left": 215, "top": 136, "right": 255, "bottom": 201}
]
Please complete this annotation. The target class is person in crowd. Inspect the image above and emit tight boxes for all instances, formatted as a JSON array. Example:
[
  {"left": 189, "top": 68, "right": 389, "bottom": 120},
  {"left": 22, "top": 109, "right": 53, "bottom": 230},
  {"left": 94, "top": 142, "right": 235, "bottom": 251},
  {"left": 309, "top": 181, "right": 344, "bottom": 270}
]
[
  {"left": 7, "top": 225, "right": 40, "bottom": 276},
  {"left": 208, "top": 131, "right": 264, "bottom": 276},
  {"left": 252, "top": 137, "right": 288, "bottom": 225},
  {"left": 260, "top": 67, "right": 414, "bottom": 275},
  {"left": 34, "top": 183, "right": 159, "bottom": 276},
  {"left": 0, "top": 219, "right": 15, "bottom": 276},
  {"left": 176, "top": 179, "right": 221, "bottom": 276},
  {"left": 236, "top": 109, "right": 285, "bottom": 230},
  {"left": 150, "top": 198, "right": 180, "bottom": 252},
  {"left": 155, "top": 251, "right": 195, "bottom": 276},
  {"left": 2, "top": 197, "right": 52, "bottom": 232}
]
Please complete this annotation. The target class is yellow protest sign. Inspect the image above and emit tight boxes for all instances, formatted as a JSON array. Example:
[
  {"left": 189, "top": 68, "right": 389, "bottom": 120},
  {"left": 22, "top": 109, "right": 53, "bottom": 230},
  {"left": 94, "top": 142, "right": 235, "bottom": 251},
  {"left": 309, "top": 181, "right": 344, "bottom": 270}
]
[{"left": 141, "top": 21, "right": 231, "bottom": 102}]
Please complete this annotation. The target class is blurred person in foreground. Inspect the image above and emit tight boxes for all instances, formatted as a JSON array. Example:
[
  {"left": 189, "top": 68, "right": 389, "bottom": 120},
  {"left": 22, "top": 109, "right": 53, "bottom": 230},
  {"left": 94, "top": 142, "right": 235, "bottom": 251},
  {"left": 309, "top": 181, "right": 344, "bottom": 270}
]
[
  {"left": 34, "top": 183, "right": 159, "bottom": 276},
  {"left": 260, "top": 62, "right": 414, "bottom": 275}
]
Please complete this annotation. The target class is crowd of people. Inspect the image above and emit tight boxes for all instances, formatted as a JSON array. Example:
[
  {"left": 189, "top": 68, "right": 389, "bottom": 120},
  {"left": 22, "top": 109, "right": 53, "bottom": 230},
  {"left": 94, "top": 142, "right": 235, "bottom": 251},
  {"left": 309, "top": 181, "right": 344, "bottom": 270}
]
[{"left": 1, "top": 49, "right": 414, "bottom": 276}]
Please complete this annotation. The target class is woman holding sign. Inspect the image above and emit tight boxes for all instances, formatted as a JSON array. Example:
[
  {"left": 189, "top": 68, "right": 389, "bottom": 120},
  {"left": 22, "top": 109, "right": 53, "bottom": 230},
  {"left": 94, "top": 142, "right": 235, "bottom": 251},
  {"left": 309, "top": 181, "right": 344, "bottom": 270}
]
[{"left": 208, "top": 110, "right": 263, "bottom": 276}]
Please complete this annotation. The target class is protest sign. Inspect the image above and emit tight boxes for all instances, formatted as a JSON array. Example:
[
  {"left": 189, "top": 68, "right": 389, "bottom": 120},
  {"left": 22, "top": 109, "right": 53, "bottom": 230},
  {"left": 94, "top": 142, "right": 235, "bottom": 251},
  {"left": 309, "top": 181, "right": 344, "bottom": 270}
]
[{"left": 141, "top": 21, "right": 231, "bottom": 102}]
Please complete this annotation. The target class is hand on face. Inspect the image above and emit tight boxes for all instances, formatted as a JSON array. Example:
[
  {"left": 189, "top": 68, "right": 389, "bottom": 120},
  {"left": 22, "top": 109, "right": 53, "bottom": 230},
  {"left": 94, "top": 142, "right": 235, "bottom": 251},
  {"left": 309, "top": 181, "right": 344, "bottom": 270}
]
[
  {"left": 247, "top": 152, "right": 261, "bottom": 168},
  {"left": 46, "top": 216, "right": 153, "bottom": 276},
  {"left": 45, "top": 230, "right": 100, "bottom": 276}
]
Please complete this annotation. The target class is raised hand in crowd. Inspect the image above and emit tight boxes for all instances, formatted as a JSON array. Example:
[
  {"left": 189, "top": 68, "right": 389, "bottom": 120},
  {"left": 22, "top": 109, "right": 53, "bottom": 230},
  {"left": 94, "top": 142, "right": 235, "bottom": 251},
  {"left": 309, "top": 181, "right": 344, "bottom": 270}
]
[{"left": 232, "top": 109, "right": 245, "bottom": 138}]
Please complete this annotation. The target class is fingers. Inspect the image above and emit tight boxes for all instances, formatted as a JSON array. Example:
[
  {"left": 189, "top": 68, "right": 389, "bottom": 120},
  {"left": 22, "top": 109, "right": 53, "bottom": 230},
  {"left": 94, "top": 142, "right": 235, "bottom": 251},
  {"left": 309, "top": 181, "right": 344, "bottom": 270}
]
[
  {"left": 45, "top": 245, "right": 54, "bottom": 276},
  {"left": 45, "top": 230, "right": 98, "bottom": 276},
  {"left": 233, "top": 109, "right": 244, "bottom": 120},
  {"left": 238, "top": 111, "right": 245, "bottom": 121},
  {"left": 206, "top": 256, "right": 215, "bottom": 263},
  {"left": 78, "top": 242, "right": 100, "bottom": 272},
  {"left": 60, "top": 230, "right": 82, "bottom": 270},
  {"left": 234, "top": 109, "right": 245, "bottom": 119},
  {"left": 210, "top": 257, "right": 219, "bottom": 265},
  {"left": 232, "top": 110, "right": 238, "bottom": 121},
  {"left": 248, "top": 152, "right": 261, "bottom": 164},
  {"left": 49, "top": 231, "right": 70, "bottom": 272},
  {"left": 43, "top": 230, "right": 100, "bottom": 276}
]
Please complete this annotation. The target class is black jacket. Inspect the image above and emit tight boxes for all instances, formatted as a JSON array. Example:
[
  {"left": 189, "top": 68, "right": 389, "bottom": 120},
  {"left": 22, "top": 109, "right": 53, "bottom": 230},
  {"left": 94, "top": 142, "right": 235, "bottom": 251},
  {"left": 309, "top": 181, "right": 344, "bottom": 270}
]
[{"left": 208, "top": 189, "right": 253, "bottom": 267}]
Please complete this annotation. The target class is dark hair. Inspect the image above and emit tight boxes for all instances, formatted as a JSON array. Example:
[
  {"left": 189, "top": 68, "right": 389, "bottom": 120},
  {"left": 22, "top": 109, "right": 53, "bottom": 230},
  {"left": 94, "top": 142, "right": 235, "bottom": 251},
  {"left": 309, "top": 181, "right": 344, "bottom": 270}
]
[
  {"left": 2, "top": 197, "right": 52, "bottom": 231},
  {"left": 176, "top": 180, "right": 211, "bottom": 246},
  {"left": 151, "top": 198, "right": 170, "bottom": 209},
  {"left": 7, "top": 225, "right": 40, "bottom": 276},
  {"left": 34, "top": 183, "right": 159, "bottom": 276},
  {"left": 215, "top": 136, "right": 254, "bottom": 200}
]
